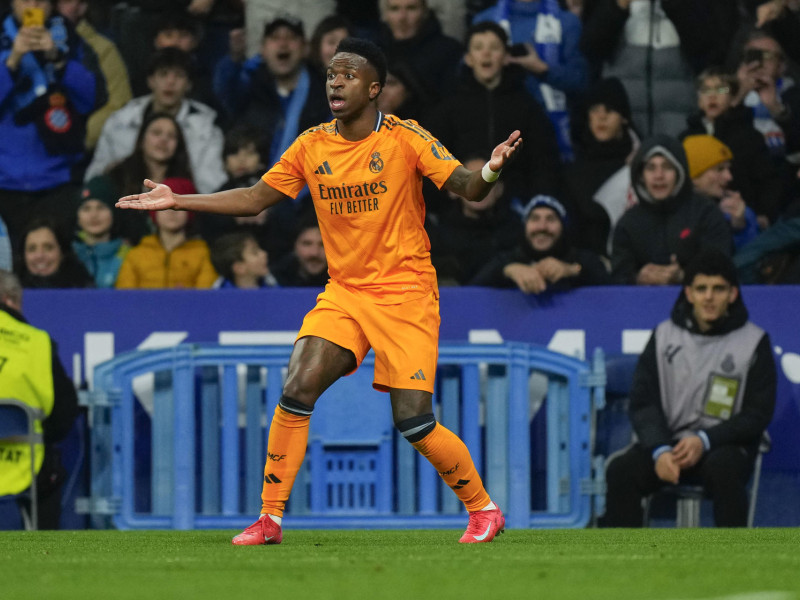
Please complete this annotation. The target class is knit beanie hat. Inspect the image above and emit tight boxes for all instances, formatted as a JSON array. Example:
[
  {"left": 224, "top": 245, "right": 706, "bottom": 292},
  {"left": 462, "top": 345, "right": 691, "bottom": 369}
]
[
  {"left": 79, "top": 175, "right": 118, "bottom": 210},
  {"left": 584, "top": 77, "right": 632, "bottom": 122},
  {"left": 682, "top": 135, "right": 733, "bottom": 179},
  {"left": 520, "top": 195, "right": 569, "bottom": 226}
]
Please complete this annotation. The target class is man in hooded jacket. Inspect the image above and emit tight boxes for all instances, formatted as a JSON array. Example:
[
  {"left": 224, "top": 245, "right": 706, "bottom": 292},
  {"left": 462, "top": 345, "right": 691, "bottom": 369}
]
[{"left": 611, "top": 134, "right": 733, "bottom": 285}]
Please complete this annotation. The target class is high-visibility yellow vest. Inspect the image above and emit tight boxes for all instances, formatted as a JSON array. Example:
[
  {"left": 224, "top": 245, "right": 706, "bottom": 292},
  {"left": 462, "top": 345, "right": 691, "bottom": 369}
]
[{"left": 0, "top": 310, "right": 54, "bottom": 495}]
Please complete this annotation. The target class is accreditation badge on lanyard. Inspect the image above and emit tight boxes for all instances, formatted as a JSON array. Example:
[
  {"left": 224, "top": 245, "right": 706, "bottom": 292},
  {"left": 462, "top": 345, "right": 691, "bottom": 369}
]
[{"left": 703, "top": 373, "right": 740, "bottom": 420}]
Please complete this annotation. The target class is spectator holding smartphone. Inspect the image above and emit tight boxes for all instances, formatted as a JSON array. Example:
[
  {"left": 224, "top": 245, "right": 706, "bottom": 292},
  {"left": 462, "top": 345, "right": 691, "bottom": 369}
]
[
  {"left": 0, "top": 0, "right": 106, "bottom": 248},
  {"left": 733, "top": 31, "right": 800, "bottom": 221}
]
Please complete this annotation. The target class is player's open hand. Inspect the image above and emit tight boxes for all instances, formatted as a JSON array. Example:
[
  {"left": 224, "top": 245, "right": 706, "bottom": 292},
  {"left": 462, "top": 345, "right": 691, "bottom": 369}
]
[
  {"left": 488, "top": 130, "right": 523, "bottom": 172},
  {"left": 116, "top": 179, "right": 177, "bottom": 211}
]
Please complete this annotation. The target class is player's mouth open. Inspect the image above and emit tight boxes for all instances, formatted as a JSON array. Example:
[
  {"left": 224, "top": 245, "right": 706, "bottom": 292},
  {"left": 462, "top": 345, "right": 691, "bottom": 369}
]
[{"left": 330, "top": 96, "right": 345, "bottom": 110}]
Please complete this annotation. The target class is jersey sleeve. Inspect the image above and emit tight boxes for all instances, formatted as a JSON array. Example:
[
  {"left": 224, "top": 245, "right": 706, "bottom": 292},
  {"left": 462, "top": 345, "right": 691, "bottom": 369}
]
[
  {"left": 403, "top": 120, "right": 462, "bottom": 190},
  {"left": 261, "top": 137, "right": 307, "bottom": 199}
]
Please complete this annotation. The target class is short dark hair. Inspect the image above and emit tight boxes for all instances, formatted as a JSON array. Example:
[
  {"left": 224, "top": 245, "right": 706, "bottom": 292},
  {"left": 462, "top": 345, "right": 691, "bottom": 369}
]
[
  {"left": 223, "top": 126, "right": 265, "bottom": 159},
  {"left": 211, "top": 231, "right": 257, "bottom": 281},
  {"left": 146, "top": 47, "right": 195, "bottom": 81},
  {"left": 335, "top": 37, "right": 387, "bottom": 88},
  {"left": 466, "top": 21, "right": 509, "bottom": 48},
  {"left": 683, "top": 247, "right": 739, "bottom": 288}
]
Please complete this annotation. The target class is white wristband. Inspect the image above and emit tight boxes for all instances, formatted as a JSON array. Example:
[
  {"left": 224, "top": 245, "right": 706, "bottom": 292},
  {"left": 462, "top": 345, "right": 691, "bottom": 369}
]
[{"left": 481, "top": 161, "right": 501, "bottom": 183}]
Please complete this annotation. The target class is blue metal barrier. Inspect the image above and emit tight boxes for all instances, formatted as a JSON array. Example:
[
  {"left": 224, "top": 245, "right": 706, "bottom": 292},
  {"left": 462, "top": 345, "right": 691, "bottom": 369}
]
[{"left": 79, "top": 342, "right": 604, "bottom": 530}]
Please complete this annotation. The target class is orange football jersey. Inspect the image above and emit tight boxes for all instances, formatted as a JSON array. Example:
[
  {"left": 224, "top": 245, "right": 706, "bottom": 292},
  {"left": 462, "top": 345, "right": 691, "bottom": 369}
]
[{"left": 262, "top": 112, "right": 461, "bottom": 303}]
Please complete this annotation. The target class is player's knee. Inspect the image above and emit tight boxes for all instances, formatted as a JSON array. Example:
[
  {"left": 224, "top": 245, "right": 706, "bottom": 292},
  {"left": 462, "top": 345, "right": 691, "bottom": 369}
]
[
  {"left": 396, "top": 413, "right": 436, "bottom": 443},
  {"left": 278, "top": 395, "right": 315, "bottom": 416},
  {"left": 281, "top": 379, "right": 320, "bottom": 408}
]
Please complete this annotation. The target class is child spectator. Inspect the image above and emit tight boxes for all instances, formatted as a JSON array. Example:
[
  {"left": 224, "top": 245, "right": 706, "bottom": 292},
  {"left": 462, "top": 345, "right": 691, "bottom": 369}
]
[
  {"left": 681, "top": 67, "right": 783, "bottom": 228},
  {"left": 115, "top": 178, "right": 217, "bottom": 289},
  {"left": 424, "top": 20, "right": 561, "bottom": 205},
  {"left": 16, "top": 218, "right": 94, "bottom": 289},
  {"left": 72, "top": 176, "right": 130, "bottom": 288},
  {"left": 211, "top": 231, "right": 277, "bottom": 289}
]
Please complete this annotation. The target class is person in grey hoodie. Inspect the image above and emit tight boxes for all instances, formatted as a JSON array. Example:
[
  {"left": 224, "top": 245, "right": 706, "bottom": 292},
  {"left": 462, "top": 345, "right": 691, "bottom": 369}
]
[
  {"left": 611, "top": 134, "right": 733, "bottom": 285},
  {"left": 602, "top": 248, "right": 776, "bottom": 527}
]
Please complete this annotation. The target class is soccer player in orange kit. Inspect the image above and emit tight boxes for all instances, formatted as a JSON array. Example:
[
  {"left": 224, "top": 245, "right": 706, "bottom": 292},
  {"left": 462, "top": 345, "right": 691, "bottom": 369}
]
[{"left": 117, "top": 37, "right": 522, "bottom": 545}]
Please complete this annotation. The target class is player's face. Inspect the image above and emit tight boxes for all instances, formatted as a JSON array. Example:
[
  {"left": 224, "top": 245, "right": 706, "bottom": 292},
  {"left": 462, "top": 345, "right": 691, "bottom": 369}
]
[
  {"left": 77, "top": 199, "right": 113, "bottom": 238},
  {"left": 24, "top": 226, "right": 62, "bottom": 277},
  {"left": 525, "top": 207, "right": 563, "bottom": 253},
  {"left": 295, "top": 227, "right": 327, "bottom": 276},
  {"left": 588, "top": 105, "right": 625, "bottom": 142},
  {"left": 465, "top": 31, "right": 506, "bottom": 89},
  {"left": 685, "top": 274, "right": 737, "bottom": 331},
  {"left": 693, "top": 161, "right": 732, "bottom": 199},
  {"left": 327, "top": 52, "right": 381, "bottom": 120},
  {"left": 642, "top": 155, "right": 678, "bottom": 202}
]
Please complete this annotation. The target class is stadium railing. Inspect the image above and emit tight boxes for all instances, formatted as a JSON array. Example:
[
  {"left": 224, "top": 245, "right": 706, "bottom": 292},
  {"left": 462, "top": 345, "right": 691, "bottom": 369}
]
[{"left": 77, "top": 342, "right": 605, "bottom": 530}]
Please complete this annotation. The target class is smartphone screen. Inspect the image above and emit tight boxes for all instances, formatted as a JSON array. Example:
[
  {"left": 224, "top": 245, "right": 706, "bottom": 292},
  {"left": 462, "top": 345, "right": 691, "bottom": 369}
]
[{"left": 22, "top": 7, "right": 45, "bottom": 28}]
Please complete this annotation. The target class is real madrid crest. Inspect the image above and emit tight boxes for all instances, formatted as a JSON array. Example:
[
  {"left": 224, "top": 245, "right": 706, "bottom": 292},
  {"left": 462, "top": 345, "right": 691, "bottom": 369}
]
[{"left": 369, "top": 152, "right": 384, "bottom": 174}]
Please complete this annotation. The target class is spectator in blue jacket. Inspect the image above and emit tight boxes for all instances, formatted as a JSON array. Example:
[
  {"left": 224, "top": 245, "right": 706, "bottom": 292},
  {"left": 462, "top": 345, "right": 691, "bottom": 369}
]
[{"left": 0, "top": 0, "right": 106, "bottom": 247}]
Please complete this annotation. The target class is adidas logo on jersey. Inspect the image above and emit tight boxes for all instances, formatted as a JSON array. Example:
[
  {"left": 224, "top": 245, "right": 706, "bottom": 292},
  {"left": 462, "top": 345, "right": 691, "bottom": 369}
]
[
  {"left": 410, "top": 369, "right": 426, "bottom": 381},
  {"left": 315, "top": 161, "right": 333, "bottom": 175}
]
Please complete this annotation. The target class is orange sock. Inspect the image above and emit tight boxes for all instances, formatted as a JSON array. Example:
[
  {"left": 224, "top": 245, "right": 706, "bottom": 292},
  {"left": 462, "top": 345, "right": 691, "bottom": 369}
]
[
  {"left": 260, "top": 405, "right": 310, "bottom": 517},
  {"left": 411, "top": 423, "right": 491, "bottom": 512}
]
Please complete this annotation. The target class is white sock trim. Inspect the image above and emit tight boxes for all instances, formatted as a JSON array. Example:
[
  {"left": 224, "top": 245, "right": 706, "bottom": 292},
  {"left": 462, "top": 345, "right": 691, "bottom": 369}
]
[{"left": 480, "top": 501, "right": 497, "bottom": 511}]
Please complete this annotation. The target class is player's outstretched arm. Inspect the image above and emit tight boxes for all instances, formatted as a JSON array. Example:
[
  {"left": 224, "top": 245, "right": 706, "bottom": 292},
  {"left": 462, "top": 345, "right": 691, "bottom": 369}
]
[
  {"left": 444, "top": 130, "right": 523, "bottom": 203},
  {"left": 116, "top": 178, "right": 287, "bottom": 216}
]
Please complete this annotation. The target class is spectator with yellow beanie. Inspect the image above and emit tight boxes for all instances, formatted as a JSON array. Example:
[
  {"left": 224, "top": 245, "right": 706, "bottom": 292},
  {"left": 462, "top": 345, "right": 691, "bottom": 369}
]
[{"left": 683, "top": 135, "right": 761, "bottom": 250}]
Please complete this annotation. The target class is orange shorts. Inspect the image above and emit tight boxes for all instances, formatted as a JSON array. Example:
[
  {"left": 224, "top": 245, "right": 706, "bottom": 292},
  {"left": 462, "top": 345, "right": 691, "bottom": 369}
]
[{"left": 297, "top": 280, "right": 440, "bottom": 393}]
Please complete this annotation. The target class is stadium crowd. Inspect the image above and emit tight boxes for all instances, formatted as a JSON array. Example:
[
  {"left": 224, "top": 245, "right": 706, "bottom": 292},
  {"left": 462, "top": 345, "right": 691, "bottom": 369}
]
[{"left": 1, "top": 0, "right": 800, "bottom": 291}]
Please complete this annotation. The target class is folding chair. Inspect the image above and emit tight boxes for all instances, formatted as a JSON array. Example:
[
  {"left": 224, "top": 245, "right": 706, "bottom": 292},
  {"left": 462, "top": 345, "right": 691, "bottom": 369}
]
[
  {"left": 0, "top": 398, "right": 44, "bottom": 530},
  {"left": 646, "top": 432, "right": 771, "bottom": 528}
]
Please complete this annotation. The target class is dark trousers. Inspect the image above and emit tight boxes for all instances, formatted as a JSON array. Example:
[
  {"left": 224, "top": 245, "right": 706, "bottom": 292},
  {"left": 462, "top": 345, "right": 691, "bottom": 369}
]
[
  {"left": 603, "top": 443, "right": 756, "bottom": 527},
  {"left": 14, "top": 448, "right": 66, "bottom": 530}
]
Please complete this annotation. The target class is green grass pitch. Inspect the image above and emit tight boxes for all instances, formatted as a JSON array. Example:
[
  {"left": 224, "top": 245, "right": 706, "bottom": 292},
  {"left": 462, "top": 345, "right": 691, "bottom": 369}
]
[{"left": 2, "top": 528, "right": 799, "bottom": 600}]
